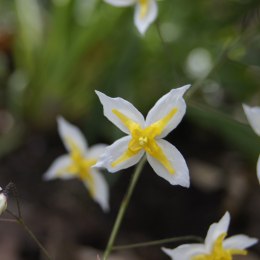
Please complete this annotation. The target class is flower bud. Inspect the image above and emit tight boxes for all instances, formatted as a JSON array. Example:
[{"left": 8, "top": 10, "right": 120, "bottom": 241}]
[{"left": 0, "top": 187, "right": 7, "bottom": 215}]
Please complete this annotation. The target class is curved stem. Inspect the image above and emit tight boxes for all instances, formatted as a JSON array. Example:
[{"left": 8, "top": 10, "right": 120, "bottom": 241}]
[
  {"left": 103, "top": 157, "right": 147, "bottom": 260},
  {"left": 6, "top": 209, "right": 53, "bottom": 260},
  {"left": 113, "top": 235, "right": 204, "bottom": 251}
]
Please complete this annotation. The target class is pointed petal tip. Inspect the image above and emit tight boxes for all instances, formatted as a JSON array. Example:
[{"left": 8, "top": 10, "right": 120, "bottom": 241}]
[
  {"left": 92, "top": 162, "right": 103, "bottom": 168},
  {"left": 161, "top": 247, "right": 173, "bottom": 256}
]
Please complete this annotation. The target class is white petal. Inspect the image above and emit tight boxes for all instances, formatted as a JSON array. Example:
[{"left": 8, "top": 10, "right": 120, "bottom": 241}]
[
  {"left": 43, "top": 155, "right": 74, "bottom": 180},
  {"left": 224, "top": 235, "right": 258, "bottom": 250},
  {"left": 86, "top": 144, "right": 107, "bottom": 159},
  {"left": 243, "top": 104, "right": 260, "bottom": 136},
  {"left": 146, "top": 139, "right": 190, "bottom": 187},
  {"left": 146, "top": 85, "right": 191, "bottom": 138},
  {"left": 104, "top": 0, "right": 136, "bottom": 7},
  {"left": 57, "top": 116, "right": 88, "bottom": 154},
  {"left": 134, "top": 0, "right": 157, "bottom": 35},
  {"left": 95, "top": 91, "right": 145, "bottom": 134},
  {"left": 162, "top": 244, "right": 206, "bottom": 260},
  {"left": 83, "top": 169, "right": 110, "bottom": 212},
  {"left": 94, "top": 136, "right": 145, "bottom": 172},
  {"left": 257, "top": 154, "right": 260, "bottom": 184},
  {"left": 0, "top": 193, "right": 7, "bottom": 215},
  {"left": 205, "top": 212, "right": 230, "bottom": 251}
]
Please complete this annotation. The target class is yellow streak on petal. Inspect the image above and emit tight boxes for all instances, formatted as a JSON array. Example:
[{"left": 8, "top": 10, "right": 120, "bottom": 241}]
[
  {"left": 139, "top": 0, "right": 149, "bottom": 19},
  {"left": 112, "top": 109, "right": 140, "bottom": 132},
  {"left": 192, "top": 233, "right": 247, "bottom": 260},
  {"left": 111, "top": 149, "right": 139, "bottom": 168},
  {"left": 111, "top": 108, "right": 178, "bottom": 174},
  {"left": 146, "top": 139, "right": 175, "bottom": 174},
  {"left": 148, "top": 107, "right": 178, "bottom": 138}
]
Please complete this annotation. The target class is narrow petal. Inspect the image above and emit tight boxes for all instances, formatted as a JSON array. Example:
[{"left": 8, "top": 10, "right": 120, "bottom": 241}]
[
  {"left": 86, "top": 144, "right": 107, "bottom": 159},
  {"left": 57, "top": 116, "right": 88, "bottom": 154},
  {"left": 94, "top": 136, "right": 145, "bottom": 172},
  {"left": 146, "top": 85, "right": 191, "bottom": 138},
  {"left": 104, "top": 0, "right": 136, "bottom": 7},
  {"left": 205, "top": 212, "right": 230, "bottom": 251},
  {"left": 43, "top": 155, "right": 74, "bottom": 180},
  {"left": 146, "top": 139, "right": 190, "bottom": 187},
  {"left": 243, "top": 104, "right": 260, "bottom": 136},
  {"left": 95, "top": 91, "right": 145, "bottom": 134},
  {"left": 134, "top": 0, "right": 158, "bottom": 35},
  {"left": 224, "top": 235, "right": 258, "bottom": 250},
  {"left": 83, "top": 169, "right": 110, "bottom": 212},
  {"left": 162, "top": 244, "right": 206, "bottom": 260},
  {"left": 257, "top": 155, "right": 260, "bottom": 184}
]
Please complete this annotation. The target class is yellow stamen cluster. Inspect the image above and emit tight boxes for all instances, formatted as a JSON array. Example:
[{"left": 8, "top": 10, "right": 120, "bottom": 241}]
[
  {"left": 111, "top": 108, "right": 178, "bottom": 174},
  {"left": 57, "top": 139, "right": 96, "bottom": 197},
  {"left": 193, "top": 233, "right": 247, "bottom": 260}
]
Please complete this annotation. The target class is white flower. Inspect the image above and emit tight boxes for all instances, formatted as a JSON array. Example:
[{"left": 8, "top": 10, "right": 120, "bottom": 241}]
[
  {"left": 94, "top": 85, "right": 190, "bottom": 187},
  {"left": 162, "top": 212, "right": 258, "bottom": 260},
  {"left": 43, "top": 117, "right": 109, "bottom": 212},
  {"left": 243, "top": 104, "right": 260, "bottom": 183},
  {"left": 104, "top": 0, "right": 158, "bottom": 35},
  {"left": 0, "top": 187, "right": 7, "bottom": 215}
]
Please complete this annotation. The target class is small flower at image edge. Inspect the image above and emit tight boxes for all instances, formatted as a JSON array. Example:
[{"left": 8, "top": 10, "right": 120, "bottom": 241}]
[
  {"left": 162, "top": 212, "right": 258, "bottom": 260},
  {"left": 243, "top": 104, "right": 260, "bottom": 183},
  {"left": 0, "top": 187, "right": 7, "bottom": 215},
  {"left": 94, "top": 85, "right": 190, "bottom": 187},
  {"left": 43, "top": 117, "right": 109, "bottom": 212},
  {"left": 104, "top": 0, "right": 158, "bottom": 35}
]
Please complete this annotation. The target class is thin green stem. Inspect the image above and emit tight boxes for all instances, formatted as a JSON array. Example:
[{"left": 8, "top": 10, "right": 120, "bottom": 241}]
[
  {"left": 103, "top": 157, "right": 147, "bottom": 260},
  {"left": 19, "top": 218, "right": 53, "bottom": 260},
  {"left": 0, "top": 218, "right": 17, "bottom": 223},
  {"left": 6, "top": 209, "right": 53, "bottom": 260},
  {"left": 113, "top": 235, "right": 204, "bottom": 251}
]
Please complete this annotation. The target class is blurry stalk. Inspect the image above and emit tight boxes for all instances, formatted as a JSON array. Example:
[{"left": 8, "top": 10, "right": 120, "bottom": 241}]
[
  {"left": 113, "top": 235, "right": 204, "bottom": 250},
  {"left": 6, "top": 210, "right": 53, "bottom": 260},
  {"left": 103, "top": 157, "right": 146, "bottom": 260},
  {"left": 0, "top": 183, "right": 53, "bottom": 260}
]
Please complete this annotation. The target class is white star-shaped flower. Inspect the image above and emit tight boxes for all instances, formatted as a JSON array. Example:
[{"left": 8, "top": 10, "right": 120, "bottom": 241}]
[
  {"left": 104, "top": 0, "right": 158, "bottom": 35},
  {"left": 243, "top": 104, "right": 260, "bottom": 183},
  {"left": 162, "top": 212, "right": 258, "bottom": 260},
  {"left": 95, "top": 85, "right": 190, "bottom": 187},
  {"left": 43, "top": 117, "right": 109, "bottom": 212}
]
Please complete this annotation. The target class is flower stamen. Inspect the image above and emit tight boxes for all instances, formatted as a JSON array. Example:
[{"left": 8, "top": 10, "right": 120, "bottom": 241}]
[{"left": 111, "top": 109, "right": 177, "bottom": 174}]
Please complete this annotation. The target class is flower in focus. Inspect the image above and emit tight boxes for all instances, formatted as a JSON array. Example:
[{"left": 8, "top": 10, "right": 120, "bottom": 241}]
[
  {"left": 95, "top": 85, "right": 190, "bottom": 187},
  {"left": 0, "top": 187, "right": 7, "bottom": 215},
  {"left": 243, "top": 104, "right": 260, "bottom": 183},
  {"left": 104, "top": 0, "right": 158, "bottom": 35},
  {"left": 162, "top": 212, "right": 258, "bottom": 260},
  {"left": 43, "top": 117, "right": 109, "bottom": 212}
]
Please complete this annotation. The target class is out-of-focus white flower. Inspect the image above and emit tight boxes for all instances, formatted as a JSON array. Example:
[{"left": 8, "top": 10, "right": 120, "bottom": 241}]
[
  {"left": 243, "top": 104, "right": 260, "bottom": 183},
  {"left": 43, "top": 117, "right": 109, "bottom": 212},
  {"left": 95, "top": 85, "right": 190, "bottom": 187},
  {"left": 104, "top": 0, "right": 158, "bottom": 35},
  {"left": 162, "top": 212, "right": 258, "bottom": 260},
  {"left": 0, "top": 187, "right": 7, "bottom": 215}
]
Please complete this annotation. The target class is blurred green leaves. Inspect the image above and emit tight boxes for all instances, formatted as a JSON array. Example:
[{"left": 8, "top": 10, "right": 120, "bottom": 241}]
[{"left": 0, "top": 0, "right": 259, "bottom": 162}]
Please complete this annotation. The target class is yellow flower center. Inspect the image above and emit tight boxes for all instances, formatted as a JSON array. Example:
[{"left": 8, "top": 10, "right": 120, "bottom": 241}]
[
  {"left": 111, "top": 108, "right": 178, "bottom": 174},
  {"left": 139, "top": 0, "right": 149, "bottom": 19},
  {"left": 193, "top": 233, "right": 247, "bottom": 260},
  {"left": 57, "top": 139, "right": 97, "bottom": 197}
]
